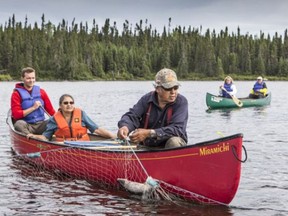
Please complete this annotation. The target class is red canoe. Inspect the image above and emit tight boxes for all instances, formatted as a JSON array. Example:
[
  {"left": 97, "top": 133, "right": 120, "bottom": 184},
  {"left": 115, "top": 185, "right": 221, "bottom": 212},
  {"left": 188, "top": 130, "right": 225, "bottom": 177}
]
[{"left": 7, "top": 115, "right": 246, "bottom": 205}]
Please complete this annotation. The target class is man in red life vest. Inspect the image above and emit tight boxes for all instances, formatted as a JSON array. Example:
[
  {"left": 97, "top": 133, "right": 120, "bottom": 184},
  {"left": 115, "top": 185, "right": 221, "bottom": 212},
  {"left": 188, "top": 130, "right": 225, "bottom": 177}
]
[
  {"left": 117, "top": 68, "right": 188, "bottom": 149},
  {"left": 10, "top": 67, "right": 55, "bottom": 135}
]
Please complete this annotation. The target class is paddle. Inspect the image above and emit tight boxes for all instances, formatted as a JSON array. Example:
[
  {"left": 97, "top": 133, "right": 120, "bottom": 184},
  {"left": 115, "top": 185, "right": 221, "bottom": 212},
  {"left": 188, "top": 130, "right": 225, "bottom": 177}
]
[
  {"left": 40, "top": 105, "right": 51, "bottom": 117},
  {"left": 221, "top": 87, "right": 243, "bottom": 107},
  {"left": 63, "top": 140, "right": 127, "bottom": 147},
  {"left": 84, "top": 145, "right": 137, "bottom": 150},
  {"left": 22, "top": 144, "right": 138, "bottom": 159},
  {"left": 62, "top": 140, "right": 137, "bottom": 149}
]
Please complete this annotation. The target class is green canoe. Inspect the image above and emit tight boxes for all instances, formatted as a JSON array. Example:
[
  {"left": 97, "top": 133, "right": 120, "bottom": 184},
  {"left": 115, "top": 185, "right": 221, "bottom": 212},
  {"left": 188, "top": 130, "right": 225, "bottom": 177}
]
[{"left": 206, "top": 92, "right": 271, "bottom": 110}]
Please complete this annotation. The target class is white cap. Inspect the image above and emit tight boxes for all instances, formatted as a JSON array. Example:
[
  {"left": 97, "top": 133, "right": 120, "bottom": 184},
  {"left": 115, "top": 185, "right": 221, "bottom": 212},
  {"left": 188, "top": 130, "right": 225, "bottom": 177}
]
[{"left": 257, "top": 76, "right": 263, "bottom": 80}]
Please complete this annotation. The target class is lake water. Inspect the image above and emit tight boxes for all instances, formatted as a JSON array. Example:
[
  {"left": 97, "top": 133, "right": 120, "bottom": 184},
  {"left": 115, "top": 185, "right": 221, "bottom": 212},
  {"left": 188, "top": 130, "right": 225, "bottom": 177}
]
[{"left": 0, "top": 81, "right": 287, "bottom": 215}]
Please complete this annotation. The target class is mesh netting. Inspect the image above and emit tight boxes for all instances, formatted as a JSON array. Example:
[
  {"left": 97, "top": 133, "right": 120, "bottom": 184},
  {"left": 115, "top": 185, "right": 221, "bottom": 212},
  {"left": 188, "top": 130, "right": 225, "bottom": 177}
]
[{"left": 11, "top": 145, "right": 226, "bottom": 205}]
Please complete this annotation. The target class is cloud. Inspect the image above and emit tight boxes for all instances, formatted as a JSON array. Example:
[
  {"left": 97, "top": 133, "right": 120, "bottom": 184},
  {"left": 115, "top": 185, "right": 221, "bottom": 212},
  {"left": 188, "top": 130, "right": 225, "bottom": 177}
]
[{"left": 0, "top": 0, "right": 287, "bottom": 36}]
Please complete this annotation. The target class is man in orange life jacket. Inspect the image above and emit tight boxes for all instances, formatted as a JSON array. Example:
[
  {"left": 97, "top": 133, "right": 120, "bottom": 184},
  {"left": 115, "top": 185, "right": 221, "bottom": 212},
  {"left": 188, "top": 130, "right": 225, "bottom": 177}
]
[
  {"left": 117, "top": 68, "right": 188, "bottom": 149},
  {"left": 27, "top": 94, "right": 116, "bottom": 141},
  {"left": 10, "top": 67, "right": 55, "bottom": 135}
]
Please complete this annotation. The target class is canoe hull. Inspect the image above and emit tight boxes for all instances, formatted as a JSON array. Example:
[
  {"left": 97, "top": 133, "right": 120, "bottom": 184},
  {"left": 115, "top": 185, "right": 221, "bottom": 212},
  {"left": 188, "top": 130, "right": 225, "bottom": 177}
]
[
  {"left": 8, "top": 117, "right": 244, "bottom": 205},
  {"left": 206, "top": 92, "right": 271, "bottom": 109}
]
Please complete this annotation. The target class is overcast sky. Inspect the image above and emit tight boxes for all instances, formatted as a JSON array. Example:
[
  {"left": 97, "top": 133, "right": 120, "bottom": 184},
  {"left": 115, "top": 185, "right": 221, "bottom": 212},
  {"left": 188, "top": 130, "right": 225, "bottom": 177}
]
[{"left": 1, "top": 0, "right": 287, "bottom": 37}]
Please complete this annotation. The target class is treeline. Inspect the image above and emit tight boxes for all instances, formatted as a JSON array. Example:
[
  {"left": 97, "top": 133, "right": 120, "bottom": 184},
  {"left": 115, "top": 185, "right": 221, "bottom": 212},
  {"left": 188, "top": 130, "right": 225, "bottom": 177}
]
[{"left": 1, "top": 14, "right": 288, "bottom": 81}]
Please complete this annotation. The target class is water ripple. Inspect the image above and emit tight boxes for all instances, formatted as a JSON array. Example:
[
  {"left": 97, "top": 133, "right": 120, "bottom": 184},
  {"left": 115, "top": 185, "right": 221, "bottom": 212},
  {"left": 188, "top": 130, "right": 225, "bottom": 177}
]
[{"left": 1, "top": 81, "right": 288, "bottom": 215}]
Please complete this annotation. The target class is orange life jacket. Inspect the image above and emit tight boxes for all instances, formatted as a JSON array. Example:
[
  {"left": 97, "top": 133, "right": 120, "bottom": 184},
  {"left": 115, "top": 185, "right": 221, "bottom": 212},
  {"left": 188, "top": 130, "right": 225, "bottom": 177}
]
[{"left": 54, "top": 108, "right": 90, "bottom": 141}]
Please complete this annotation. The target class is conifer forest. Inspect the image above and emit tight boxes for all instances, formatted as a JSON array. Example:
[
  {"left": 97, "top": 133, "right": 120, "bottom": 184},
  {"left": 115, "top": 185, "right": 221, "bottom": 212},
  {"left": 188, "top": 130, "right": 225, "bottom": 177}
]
[{"left": 1, "top": 15, "right": 288, "bottom": 80}]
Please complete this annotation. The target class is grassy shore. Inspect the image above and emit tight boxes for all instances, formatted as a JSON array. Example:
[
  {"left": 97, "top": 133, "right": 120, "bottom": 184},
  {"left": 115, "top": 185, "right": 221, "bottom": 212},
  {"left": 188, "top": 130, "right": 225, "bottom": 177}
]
[{"left": 1, "top": 74, "right": 287, "bottom": 82}]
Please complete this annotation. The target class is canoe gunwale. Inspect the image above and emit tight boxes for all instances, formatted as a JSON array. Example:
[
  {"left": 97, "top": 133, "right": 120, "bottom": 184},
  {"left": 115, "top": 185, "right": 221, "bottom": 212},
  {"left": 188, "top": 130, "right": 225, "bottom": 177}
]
[{"left": 7, "top": 115, "right": 243, "bottom": 153}]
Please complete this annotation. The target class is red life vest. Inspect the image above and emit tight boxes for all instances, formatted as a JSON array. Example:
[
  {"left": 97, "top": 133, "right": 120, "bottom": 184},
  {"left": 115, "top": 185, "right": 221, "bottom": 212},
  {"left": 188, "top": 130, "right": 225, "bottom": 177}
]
[{"left": 54, "top": 108, "right": 90, "bottom": 141}]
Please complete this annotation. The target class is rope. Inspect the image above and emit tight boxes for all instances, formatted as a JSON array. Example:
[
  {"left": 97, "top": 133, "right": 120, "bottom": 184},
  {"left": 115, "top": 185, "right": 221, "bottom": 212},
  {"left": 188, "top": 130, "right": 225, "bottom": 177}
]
[
  {"left": 124, "top": 138, "right": 178, "bottom": 203},
  {"left": 232, "top": 145, "right": 248, "bottom": 163},
  {"left": 125, "top": 138, "right": 150, "bottom": 178}
]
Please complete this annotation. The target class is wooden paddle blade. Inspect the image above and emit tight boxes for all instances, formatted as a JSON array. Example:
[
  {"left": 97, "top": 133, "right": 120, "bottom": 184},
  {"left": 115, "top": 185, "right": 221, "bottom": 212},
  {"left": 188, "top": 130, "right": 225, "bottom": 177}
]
[{"left": 231, "top": 96, "right": 243, "bottom": 107}]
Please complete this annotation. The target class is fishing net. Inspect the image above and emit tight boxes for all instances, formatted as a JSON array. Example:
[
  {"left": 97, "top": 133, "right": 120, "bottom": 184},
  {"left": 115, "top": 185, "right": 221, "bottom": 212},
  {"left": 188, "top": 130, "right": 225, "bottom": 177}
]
[
  {"left": 7, "top": 108, "right": 230, "bottom": 205},
  {"left": 10, "top": 140, "right": 226, "bottom": 206}
]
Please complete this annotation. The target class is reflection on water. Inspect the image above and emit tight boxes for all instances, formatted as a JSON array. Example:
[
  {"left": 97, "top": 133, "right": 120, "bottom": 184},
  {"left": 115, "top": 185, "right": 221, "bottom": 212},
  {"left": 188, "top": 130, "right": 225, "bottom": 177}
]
[
  {"left": 6, "top": 155, "right": 235, "bottom": 216},
  {"left": 206, "top": 105, "right": 270, "bottom": 119},
  {"left": 218, "top": 109, "right": 233, "bottom": 118}
]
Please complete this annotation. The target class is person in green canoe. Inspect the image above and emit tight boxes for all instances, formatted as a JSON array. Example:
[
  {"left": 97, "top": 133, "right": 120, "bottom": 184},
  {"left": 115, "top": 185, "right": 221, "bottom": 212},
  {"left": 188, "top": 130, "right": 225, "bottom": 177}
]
[
  {"left": 249, "top": 76, "right": 268, "bottom": 99},
  {"left": 219, "top": 76, "right": 237, "bottom": 98}
]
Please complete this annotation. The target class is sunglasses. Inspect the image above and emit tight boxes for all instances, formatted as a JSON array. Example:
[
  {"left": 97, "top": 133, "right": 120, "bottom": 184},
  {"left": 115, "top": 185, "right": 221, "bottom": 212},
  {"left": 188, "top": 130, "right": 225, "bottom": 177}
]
[
  {"left": 63, "top": 101, "right": 74, "bottom": 105},
  {"left": 161, "top": 86, "right": 179, "bottom": 91}
]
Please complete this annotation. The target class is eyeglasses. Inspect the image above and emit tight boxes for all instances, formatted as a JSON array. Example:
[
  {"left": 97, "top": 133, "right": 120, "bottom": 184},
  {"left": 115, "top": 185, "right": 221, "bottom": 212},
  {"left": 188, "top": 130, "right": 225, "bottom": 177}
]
[
  {"left": 63, "top": 101, "right": 74, "bottom": 105},
  {"left": 161, "top": 86, "right": 179, "bottom": 91}
]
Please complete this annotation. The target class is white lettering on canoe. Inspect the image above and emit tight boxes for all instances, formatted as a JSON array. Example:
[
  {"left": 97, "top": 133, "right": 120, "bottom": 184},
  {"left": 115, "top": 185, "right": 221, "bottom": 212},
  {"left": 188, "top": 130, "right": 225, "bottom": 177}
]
[
  {"left": 199, "top": 143, "right": 230, "bottom": 156},
  {"left": 211, "top": 96, "right": 223, "bottom": 103}
]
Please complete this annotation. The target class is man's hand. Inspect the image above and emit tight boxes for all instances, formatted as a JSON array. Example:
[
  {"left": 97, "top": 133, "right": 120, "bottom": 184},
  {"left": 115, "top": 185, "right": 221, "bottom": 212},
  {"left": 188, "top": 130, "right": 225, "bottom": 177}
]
[
  {"left": 26, "top": 133, "right": 34, "bottom": 139},
  {"left": 117, "top": 126, "right": 129, "bottom": 139},
  {"left": 129, "top": 129, "right": 150, "bottom": 143},
  {"left": 26, "top": 133, "right": 48, "bottom": 141},
  {"left": 32, "top": 100, "right": 42, "bottom": 110}
]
